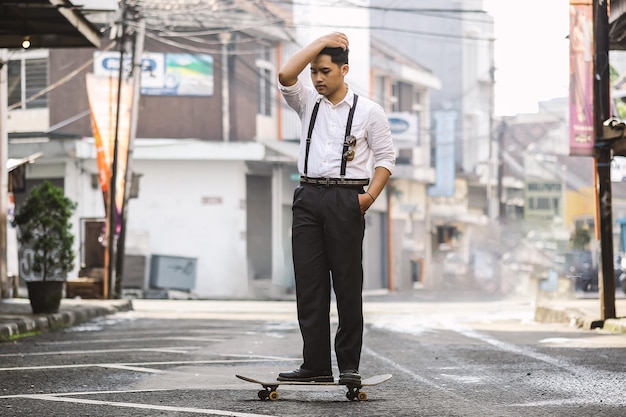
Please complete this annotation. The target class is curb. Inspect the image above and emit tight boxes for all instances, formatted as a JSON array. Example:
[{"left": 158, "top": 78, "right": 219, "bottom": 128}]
[
  {"left": 534, "top": 304, "right": 626, "bottom": 333},
  {"left": 0, "top": 299, "right": 133, "bottom": 342},
  {"left": 603, "top": 318, "right": 626, "bottom": 334}
]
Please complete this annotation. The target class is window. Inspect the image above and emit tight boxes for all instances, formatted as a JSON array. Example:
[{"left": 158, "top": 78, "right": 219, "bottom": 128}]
[
  {"left": 413, "top": 90, "right": 421, "bottom": 108},
  {"left": 396, "top": 148, "right": 412, "bottom": 165},
  {"left": 373, "top": 75, "right": 386, "bottom": 107},
  {"left": 7, "top": 52, "right": 49, "bottom": 109},
  {"left": 553, "top": 197, "right": 560, "bottom": 216},
  {"left": 258, "top": 67, "right": 272, "bottom": 116},
  {"left": 391, "top": 82, "right": 399, "bottom": 112},
  {"left": 256, "top": 46, "right": 273, "bottom": 117}
]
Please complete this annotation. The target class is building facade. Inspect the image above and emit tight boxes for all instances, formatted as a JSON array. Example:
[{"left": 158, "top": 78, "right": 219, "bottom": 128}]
[
  {"left": 6, "top": 1, "right": 441, "bottom": 298},
  {"left": 370, "top": 0, "right": 497, "bottom": 291}
]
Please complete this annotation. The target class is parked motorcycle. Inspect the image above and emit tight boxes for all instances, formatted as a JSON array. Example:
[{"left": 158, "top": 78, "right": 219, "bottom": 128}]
[{"left": 565, "top": 250, "right": 597, "bottom": 292}]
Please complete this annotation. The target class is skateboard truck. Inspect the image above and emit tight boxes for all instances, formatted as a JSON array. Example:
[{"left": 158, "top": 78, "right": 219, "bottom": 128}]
[{"left": 345, "top": 383, "right": 367, "bottom": 401}]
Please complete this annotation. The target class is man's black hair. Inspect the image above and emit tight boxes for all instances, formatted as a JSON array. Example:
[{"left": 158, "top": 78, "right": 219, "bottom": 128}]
[{"left": 320, "top": 46, "right": 349, "bottom": 66}]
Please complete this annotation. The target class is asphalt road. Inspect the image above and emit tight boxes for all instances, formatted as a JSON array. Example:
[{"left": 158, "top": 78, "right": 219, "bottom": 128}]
[{"left": 1, "top": 297, "right": 625, "bottom": 416}]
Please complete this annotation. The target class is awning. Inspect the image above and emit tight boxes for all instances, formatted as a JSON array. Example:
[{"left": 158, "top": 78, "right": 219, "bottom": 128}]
[
  {"left": 7, "top": 152, "right": 43, "bottom": 172},
  {"left": 0, "top": 0, "right": 101, "bottom": 49}
]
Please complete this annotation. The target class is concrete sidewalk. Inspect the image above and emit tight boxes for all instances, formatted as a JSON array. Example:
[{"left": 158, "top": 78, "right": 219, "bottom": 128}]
[
  {"left": 0, "top": 298, "right": 133, "bottom": 341},
  {"left": 1, "top": 291, "right": 625, "bottom": 342},
  {"left": 534, "top": 295, "right": 626, "bottom": 333}
]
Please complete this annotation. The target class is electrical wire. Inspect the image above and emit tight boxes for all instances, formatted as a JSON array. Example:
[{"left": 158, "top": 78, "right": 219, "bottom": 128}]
[
  {"left": 7, "top": 41, "right": 117, "bottom": 111},
  {"left": 9, "top": 0, "right": 497, "bottom": 148},
  {"left": 131, "top": 0, "right": 495, "bottom": 44}
]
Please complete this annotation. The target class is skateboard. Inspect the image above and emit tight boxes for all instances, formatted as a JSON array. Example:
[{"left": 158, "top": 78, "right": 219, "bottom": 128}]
[{"left": 236, "top": 373, "right": 392, "bottom": 401}]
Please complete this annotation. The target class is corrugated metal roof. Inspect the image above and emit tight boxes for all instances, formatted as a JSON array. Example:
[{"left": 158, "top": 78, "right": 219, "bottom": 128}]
[{"left": 0, "top": 0, "right": 101, "bottom": 48}]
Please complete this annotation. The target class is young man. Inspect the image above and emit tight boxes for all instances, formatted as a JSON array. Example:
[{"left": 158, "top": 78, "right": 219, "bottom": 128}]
[{"left": 277, "top": 32, "right": 395, "bottom": 385}]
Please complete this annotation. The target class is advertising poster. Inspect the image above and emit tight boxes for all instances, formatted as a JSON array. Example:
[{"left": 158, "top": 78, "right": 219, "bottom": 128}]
[{"left": 569, "top": 1, "right": 595, "bottom": 156}]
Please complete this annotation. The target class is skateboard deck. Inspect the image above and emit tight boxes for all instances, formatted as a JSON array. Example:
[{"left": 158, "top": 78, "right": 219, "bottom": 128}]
[{"left": 236, "top": 373, "right": 392, "bottom": 401}]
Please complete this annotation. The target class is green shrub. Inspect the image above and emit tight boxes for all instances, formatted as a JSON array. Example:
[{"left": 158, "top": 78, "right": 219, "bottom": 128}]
[{"left": 12, "top": 181, "right": 77, "bottom": 281}]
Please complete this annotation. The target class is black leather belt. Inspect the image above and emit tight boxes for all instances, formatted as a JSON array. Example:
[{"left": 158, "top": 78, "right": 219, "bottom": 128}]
[{"left": 300, "top": 176, "right": 370, "bottom": 187}]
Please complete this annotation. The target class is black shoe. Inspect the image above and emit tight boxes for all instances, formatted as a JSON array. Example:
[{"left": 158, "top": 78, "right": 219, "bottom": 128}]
[
  {"left": 277, "top": 368, "right": 334, "bottom": 382},
  {"left": 339, "top": 369, "right": 361, "bottom": 386}
]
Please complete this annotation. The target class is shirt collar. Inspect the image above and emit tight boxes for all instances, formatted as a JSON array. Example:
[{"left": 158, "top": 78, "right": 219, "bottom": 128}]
[{"left": 319, "top": 84, "right": 355, "bottom": 107}]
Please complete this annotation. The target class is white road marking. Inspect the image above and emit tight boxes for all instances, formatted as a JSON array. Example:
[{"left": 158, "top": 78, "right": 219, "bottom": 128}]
[
  {"left": 36, "top": 336, "right": 227, "bottom": 345},
  {"left": 440, "top": 321, "right": 570, "bottom": 369},
  {"left": 0, "top": 346, "right": 198, "bottom": 357},
  {"left": 0, "top": 388, "right": 170, "bottom": 398},
  {"left": 222, "top": 354, "right": 301, "bottom": 361},
  {"left": 538, "top": 337, "right": 577, "bottom": 344},
  {"left": 362, "top": 346, "right": 457, "bottom": 392},
  {"left": 98, "top": 364, "right": 164, "bottom": 374},
  {"left": 9, "top": 393, "right": 279, "bottom": 417},
  {"left": 0, "top": 358, "right": 299, "bottom": 372}
]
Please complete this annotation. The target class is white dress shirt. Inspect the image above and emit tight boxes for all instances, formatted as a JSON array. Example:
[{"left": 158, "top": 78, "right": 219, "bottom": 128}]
[{"left": 279, "top": 79, "right": 395, "bottom": 179}]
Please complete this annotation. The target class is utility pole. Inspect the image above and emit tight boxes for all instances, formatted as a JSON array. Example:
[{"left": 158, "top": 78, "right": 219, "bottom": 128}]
[
  {"left": 0, "top": 51, "right": 8, "bottom": 298},
  {"left": 496, "top": 120, "right": 506, "bottom": 222},
  {"left": 219, "top": 32, "right": 231, "bottom": 142},
  {"left": 105, "top": 1, "right": 129, "bottom": 298},
  {"left": 115, "top": 11, "right": 144, "bottom": 294},
  {"left": 593, "top": 0, "right": 616, "bottom": 320}
]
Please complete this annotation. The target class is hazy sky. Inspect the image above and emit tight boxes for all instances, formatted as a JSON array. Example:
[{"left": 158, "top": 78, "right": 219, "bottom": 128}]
[{"left": 484, "top": 0, "right": 570, "bottom": 116}]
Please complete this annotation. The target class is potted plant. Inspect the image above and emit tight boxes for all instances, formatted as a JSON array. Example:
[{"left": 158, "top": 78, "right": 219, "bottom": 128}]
[{"left": 11, "top": 181, "right": 77, "bottom": 314}]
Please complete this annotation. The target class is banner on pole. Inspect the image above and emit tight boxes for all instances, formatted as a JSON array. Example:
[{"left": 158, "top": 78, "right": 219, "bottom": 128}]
[
  {"left": 86, "top": 73, "right": 133, "bottom": 230},
  {"left": 569, "top": 1, "right": 595, "bottom": 156}
]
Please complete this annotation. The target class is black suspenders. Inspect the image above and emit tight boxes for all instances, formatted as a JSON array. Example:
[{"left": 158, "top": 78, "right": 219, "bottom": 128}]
[
  {"left": 340, "top": 94, "right": 358, "bottom": 177},
  {"left": 304, "top": 100, "right": 321, "bottom": 178},
  {"left": 303, "top": 94, "right": 358, "bottom": 178}
]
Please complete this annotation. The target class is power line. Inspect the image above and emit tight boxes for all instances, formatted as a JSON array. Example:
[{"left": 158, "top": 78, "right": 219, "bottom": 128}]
[
  {"left": 264, "top": 0, "right": 488, "bottom": 15},
  {"left": 7, "top": 41, "right": 116, "bottom": 111},
  {"left": 130, "top": 0, "right": 494, "bottom": 44}
]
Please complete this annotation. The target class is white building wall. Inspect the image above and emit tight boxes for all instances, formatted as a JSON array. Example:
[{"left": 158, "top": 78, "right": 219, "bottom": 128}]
[
  {"left": 125, "top": 158, "right": 250, "bottom": 298},
  {"left": 70, "top": 139, "right": 266, "bottom": 298},
  {"left": 292, "top": 0, "right": 371, "bottom": 96},
  {"left": 462, "top": 16, "right": 494, "bottom": 175},
  {"left": 7, "top": 109, "right": 49, "bottom": 133},
  {"left": 64, "top": 156, "right": 105, "bottom": 279}
]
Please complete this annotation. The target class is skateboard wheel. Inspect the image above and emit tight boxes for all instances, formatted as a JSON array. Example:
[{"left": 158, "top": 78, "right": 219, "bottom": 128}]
[
  {"left": 268, "top": 391, "right": 279, "bottom": 401},
  {"left": 357, "top": 391, "right": 367, "bottom": 401},
  {"left": 258, "top": 390, "right": 269, "bottom": 400}
]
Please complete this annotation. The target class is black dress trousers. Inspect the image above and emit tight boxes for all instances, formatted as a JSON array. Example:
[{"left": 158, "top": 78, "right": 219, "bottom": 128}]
[{"left": 291, "top": 183, "right": 365, "bottom": 374}]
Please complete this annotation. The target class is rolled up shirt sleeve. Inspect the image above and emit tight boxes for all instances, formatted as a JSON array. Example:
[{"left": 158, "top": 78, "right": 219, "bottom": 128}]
[
  {"left": 367, "top": 104, "right": 396, "bottom": 175},
  {"left": 279, "top": 79, "right": 317, "bottom": 118}
]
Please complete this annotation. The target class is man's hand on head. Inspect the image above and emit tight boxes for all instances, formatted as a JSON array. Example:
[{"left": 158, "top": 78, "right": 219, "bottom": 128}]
[{"left": 320, "top": 32, "right": 349, "bottom": 50}]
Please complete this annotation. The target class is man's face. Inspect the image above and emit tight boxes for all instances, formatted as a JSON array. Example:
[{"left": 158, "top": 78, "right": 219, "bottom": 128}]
[{"left": 310, "top": 54, "right": 348, "bottom": 100}]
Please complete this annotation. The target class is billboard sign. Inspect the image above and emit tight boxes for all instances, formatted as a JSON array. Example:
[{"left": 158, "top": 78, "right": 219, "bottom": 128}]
[
  {"left": 388, "top": 112, "right": 419, "bottom": 148},
  {"left": 94, "top": 51, "right": 214, "bottom": 97}
]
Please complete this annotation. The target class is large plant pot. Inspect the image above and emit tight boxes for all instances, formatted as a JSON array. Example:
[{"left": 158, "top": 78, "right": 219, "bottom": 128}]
[{"left": 26, "top": 281, "right": 64, "bottom": 314}]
